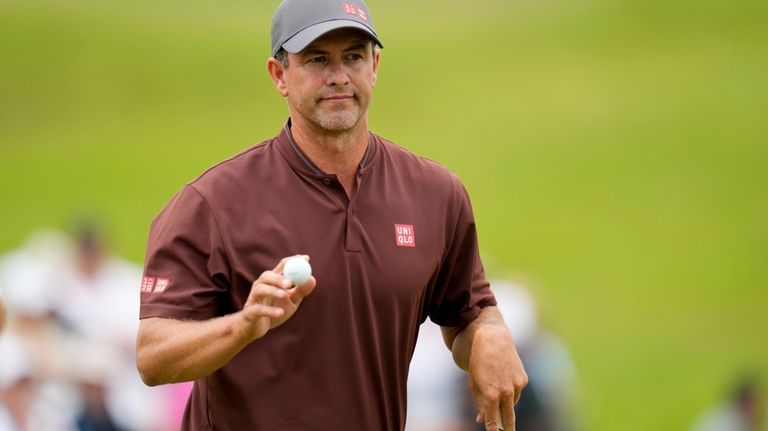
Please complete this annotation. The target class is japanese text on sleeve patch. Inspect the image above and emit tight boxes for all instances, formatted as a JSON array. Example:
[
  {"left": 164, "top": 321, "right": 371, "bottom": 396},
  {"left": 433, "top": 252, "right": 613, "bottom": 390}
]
[{"left": 141, "top": 276, "right": 171, "bottom": 293}]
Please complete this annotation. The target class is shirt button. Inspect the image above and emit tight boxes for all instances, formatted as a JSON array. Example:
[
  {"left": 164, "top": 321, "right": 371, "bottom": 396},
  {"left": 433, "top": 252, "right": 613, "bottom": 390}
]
[{"left": 322, "top": 178, "right": 332, "bottom": 186}]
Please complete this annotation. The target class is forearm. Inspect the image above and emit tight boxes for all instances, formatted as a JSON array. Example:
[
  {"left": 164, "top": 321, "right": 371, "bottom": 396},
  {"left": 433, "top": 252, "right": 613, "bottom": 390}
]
[
  {"left": 136, "top": 313, "right": 252, "bottom": 386},
  {"left": 446, "top": 306, "right": 512, "bottom": 371},
  {"left": 444, "top": 306, "right": 528, "bottom": 430},
  {"left": 136, "top": 258, "right": 316, "bottom": 386}
]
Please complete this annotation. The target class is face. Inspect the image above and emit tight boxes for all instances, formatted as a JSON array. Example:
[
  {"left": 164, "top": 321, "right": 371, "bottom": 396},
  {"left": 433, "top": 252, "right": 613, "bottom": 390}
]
[{"left": 269, "top": 28, "right": 380, "bottom": 133}]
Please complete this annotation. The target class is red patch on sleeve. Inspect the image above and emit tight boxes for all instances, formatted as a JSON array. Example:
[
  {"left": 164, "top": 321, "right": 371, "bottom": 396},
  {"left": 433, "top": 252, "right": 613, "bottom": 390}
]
[
  {"left": 141, "top": 276, "right": 156, "bottom": 293},
  {"left": 154, "top": 277, "right": 171, "bottom": 293}
]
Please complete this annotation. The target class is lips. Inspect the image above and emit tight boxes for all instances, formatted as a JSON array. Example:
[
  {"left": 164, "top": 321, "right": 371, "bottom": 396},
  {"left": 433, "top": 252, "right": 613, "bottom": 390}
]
[{"left": 319, "top": 94, "right": 355, "bottom": 102}]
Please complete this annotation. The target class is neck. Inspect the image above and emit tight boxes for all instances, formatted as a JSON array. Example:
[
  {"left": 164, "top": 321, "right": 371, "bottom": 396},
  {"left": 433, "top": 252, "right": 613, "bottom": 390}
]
[{"left": 289, "top": 116, "right": 369, "bottom": 181}]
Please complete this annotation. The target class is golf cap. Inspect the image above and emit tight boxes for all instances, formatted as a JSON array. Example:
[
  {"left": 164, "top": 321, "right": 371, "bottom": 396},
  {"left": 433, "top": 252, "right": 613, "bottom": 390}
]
[{"left": 271, "top": 0, "right": 383, "bottom": 57}]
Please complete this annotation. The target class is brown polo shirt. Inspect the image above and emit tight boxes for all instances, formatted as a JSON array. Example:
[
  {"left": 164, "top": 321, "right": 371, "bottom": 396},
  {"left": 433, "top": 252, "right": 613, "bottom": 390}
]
[{"left": 140, "top": 122, "right": 495, "bottom": 430}]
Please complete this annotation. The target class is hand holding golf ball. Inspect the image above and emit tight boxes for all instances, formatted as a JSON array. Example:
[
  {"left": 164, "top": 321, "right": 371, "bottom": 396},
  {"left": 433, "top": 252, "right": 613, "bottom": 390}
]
[
  {"left": 241, "top": 255, "right": 316, "bottom": 341},
  {"left": 283, "top": 256, "right": 312, "bottom": 286}
]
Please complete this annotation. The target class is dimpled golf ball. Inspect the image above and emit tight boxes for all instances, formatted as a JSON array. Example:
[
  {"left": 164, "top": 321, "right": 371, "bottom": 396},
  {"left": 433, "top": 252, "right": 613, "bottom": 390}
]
[{"left": 283, "top": 257, "right": 312, "bottom": 286}]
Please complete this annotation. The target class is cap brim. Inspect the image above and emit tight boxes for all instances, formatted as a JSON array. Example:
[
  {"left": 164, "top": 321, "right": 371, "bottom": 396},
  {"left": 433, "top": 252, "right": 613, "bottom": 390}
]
[{"left": 281, "top": 19, "right": 383, "bottom": 55}]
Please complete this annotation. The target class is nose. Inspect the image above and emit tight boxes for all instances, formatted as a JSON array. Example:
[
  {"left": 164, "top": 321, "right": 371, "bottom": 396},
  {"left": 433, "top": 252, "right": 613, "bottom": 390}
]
[{"left": 324, "top": 59, "right": 350, "bottom": 87}]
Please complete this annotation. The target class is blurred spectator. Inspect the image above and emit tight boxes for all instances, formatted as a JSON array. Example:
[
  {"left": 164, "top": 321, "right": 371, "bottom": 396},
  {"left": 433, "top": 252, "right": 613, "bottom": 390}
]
[
  {"left": 406, "top": 280, "right": 581, "bottom": 431},
  {"left": 0, "top": 230, "right": 78, "bottom": 430},
  {"left": 406, "top": 320, "right": 470, "bottom": 431},
  {"left": 0, "top": 226, "right": 189, "bottom": 431},
  {"left": 0, "top": 294, "right": 6, "bottom": 333},
  {"left": 690, "top": 376, "right": 764, "bottom": 431},
  {"left": 0, "top": 333, "right": 34, "bottom": 430}
]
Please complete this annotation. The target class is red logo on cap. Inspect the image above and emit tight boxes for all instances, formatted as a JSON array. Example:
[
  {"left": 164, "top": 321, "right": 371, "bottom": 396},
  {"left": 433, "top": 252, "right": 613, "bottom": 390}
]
[
  {"left": 343, "top": 2, "right": 368, "bottom": 21},
  {"left": 395, "top": 224, "right": 416, "bottom": 247}
]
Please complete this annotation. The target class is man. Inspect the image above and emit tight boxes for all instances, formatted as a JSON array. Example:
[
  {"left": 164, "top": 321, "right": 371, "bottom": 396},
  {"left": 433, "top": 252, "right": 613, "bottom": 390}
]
[{"left": 136, "top": 0, "right": 527, "bottom": 430}]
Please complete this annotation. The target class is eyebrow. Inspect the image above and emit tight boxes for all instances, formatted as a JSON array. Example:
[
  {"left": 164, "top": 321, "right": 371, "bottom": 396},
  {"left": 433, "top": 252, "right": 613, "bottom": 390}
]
[
  {"left": 344, "top": 42, "right": 367, "bottom": 51},
  {"left": 302, "top": 40, "right": 369, "bottom": 55}
]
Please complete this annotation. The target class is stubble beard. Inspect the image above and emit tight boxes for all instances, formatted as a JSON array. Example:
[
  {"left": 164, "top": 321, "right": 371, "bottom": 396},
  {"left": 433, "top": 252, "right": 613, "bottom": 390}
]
[
  {"left": 311, "top": 92, "right": 370, "bottom": 132},
  {"left": 314, "top": 105, "right": 363, "bottom": 131},
  {"left": 289, "top": 88, "right": 371, "bottom": 133}
]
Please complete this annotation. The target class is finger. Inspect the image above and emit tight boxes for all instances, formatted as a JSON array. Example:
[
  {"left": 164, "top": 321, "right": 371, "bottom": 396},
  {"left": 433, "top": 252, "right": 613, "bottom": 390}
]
[
  {"left": 272, "top": 254, "right": 309, "bottom": 274},
  {"left": 256, "top": 270, "right": 293, "bottom": 290},
  {"left": 241, "top": 302, "right": 285, "bottom": 320},
  {"left": 513, "top": 371, "right": 528, "bottom": 405},
  {"left": 289, "top": 276, "right": 317, "bottom": 305},
  {"left": 469, "top": 380, "right": 484, "bottom": 424},
  {"left": 481, "top": 394, "right": 502, "bottom": 431},
  {"left": 484, "top": 409, "right": 501, "bottom": 431},
  {"left": 501, "top": 396, "right": 516, "bottom": 431},
  {"left": 273, "top": 256, "right": 291, "bottom": 274},
  {"left": 247, "top": 282, "right": 290, "bottom": 305}
]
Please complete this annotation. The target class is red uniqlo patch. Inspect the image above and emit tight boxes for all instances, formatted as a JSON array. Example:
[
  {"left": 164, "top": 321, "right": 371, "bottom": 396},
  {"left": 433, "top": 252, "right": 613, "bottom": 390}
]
[
  {"left": 141, "top": 276, "right": 156, "bottom": 293},
  {"left": 154, "top": 278, "right": 171, "bottom": 293},
  {"left": 395, "top": 224, "right": 416, "bottom": 247}
]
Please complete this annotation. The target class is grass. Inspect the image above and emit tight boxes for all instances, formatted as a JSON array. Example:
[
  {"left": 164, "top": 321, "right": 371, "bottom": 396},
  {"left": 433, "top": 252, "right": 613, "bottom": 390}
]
[{"left": 1, "top": 0, "right": 767, "bottom": 429}]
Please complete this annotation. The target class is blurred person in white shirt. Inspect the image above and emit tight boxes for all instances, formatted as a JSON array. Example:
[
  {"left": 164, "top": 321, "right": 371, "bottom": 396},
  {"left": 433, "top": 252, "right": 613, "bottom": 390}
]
[
  {"left": 406, "top": 280, "right": 581, "bottom": 431},
  {"left": 0, "top": 226, "right": 186, "bottom": 431}
]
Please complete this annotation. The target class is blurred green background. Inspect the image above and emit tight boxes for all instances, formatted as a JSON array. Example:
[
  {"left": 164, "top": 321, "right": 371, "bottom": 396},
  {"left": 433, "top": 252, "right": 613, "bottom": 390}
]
[{"left": 1, "top": 0, "right": 767, "bottom": 429}]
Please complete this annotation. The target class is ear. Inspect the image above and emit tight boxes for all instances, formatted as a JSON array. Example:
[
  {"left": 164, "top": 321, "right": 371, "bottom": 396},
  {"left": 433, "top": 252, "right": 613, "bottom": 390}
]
[
  {"left": 267, "top": 57, "right": 289, "bottom": 97},
  {"left": 371, "top": 49, "right": 381, "bottom": 87}
]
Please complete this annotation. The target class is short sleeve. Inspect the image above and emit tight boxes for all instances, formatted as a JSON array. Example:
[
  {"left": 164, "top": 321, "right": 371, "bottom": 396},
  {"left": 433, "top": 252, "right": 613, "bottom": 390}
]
[
  {"left": 140, "top": 185, "right": 231, "bottom": 320},
  {"left": 428, "top": 180, "right": 496, "bottom": 328}
]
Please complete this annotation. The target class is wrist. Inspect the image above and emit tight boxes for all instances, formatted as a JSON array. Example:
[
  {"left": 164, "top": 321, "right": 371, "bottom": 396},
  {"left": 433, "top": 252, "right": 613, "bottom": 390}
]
[
  {"left": 468, "top": 324, "right": 514, "bottom": 363},
  {"left": 229, "top": 312, "right": 259, "bottom": 345}
]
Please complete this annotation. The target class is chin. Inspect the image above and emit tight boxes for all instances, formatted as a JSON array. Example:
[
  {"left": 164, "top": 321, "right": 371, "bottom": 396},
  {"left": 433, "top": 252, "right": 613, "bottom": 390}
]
[{"left": 316, "top": 114, "right": 361, "bottom": 132}]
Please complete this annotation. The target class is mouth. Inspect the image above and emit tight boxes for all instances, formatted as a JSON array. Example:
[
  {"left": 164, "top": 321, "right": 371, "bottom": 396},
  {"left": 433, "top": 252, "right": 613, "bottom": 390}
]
[{"left": 319, "top": 94, "right": 355, "bottom": 103}]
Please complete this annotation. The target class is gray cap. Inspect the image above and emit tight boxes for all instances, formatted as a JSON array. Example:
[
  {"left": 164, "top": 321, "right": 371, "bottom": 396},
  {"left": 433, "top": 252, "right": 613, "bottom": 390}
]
[{"left": 271, "top": 0, "right": 383, "bottom": 57}]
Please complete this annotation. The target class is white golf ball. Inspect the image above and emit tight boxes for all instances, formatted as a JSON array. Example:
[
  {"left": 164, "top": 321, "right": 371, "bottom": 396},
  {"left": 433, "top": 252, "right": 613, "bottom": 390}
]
[{"left": 283, "top": 257, "right": 312, "bottom": 286}]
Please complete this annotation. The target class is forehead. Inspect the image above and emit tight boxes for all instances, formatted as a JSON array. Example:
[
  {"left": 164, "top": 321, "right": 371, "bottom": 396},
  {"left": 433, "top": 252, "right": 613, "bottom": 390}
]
[{"left": 302, "top": 28, "right": 373, "bottom": 52}]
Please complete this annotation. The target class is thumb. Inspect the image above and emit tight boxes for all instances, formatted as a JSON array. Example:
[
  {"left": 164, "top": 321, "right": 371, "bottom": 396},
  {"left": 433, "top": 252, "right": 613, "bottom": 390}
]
[
  {"left": 290, "top": 275, "right": 317, "bottom": 305},
  {"left": 476, "top": 409, "right": 485, "bottom": 424}
]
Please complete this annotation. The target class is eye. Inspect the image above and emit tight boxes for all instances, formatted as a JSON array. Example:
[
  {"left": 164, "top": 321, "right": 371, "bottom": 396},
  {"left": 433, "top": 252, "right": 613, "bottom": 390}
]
[
  {"left": 307, "top": 56, "right": 326, "bottom": 64},
  {"left": 346, "top": 53, "right": 364, "bottom": 62}
]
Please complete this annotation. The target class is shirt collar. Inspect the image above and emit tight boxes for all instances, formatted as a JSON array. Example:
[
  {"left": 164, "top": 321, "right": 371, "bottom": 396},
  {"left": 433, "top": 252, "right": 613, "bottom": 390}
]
[{"left": 275, "top": 119, "right": 378, "bottom": 179}]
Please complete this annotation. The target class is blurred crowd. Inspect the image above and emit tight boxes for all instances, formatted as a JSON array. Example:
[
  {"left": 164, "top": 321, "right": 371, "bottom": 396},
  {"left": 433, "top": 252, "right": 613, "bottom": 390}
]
[
  {"left": 406, "top": 280, "right": 767, "bottom": 431},
  {"left": 0, "top": 226, "right": 190, "bottom": 431},
  {"left": 690, "top": 376, "right": 766, "bottom": 431},
  {"left": 2, "top": 226, "right": 764, "bottom": 431},
  {"left": 406, "top": 280, "right": 582, "bottom": 431}
]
